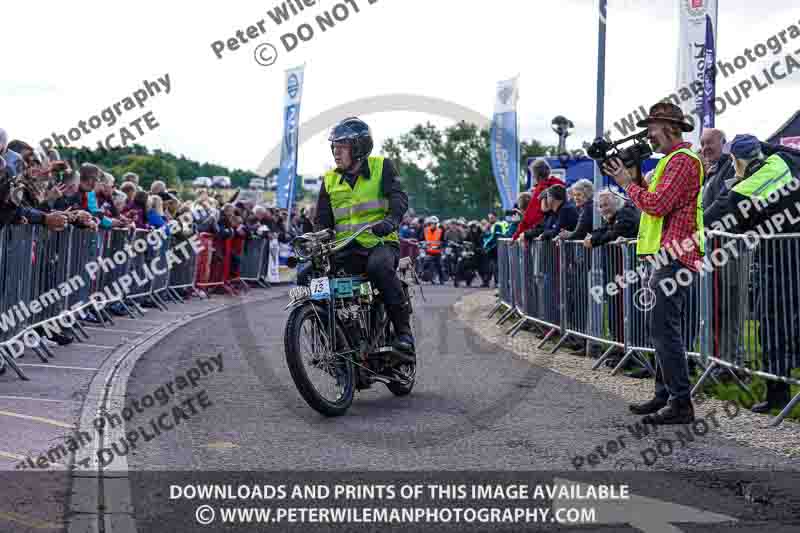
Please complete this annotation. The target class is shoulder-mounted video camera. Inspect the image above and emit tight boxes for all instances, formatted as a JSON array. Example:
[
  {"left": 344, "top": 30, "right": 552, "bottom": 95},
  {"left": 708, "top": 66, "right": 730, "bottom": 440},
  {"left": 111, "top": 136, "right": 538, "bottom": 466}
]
[{"left": 588, "top": 130, "right": 653, "bottom": 170}]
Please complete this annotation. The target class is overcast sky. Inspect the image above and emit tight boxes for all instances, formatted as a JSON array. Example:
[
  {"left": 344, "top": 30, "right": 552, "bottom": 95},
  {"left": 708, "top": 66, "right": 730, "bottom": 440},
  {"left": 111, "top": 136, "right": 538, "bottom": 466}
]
[{"left": 3, "top": 0, "right": 799, "bottom": 178}]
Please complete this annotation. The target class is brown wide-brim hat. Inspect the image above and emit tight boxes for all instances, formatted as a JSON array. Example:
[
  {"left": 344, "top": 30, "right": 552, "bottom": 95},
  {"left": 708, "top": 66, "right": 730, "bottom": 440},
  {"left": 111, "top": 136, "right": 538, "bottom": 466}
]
[{"left": 636, "top": 102, "right": 694, "bottom": 132}]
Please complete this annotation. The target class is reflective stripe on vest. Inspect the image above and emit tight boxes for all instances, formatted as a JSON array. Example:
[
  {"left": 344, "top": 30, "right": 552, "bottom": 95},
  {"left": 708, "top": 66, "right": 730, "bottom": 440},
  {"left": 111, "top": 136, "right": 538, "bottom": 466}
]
[
  {"left": 425, "top": 227, "right": 443, "bottom": 254},
  {"left": 323, "top": 156, "right": 399, "bottom": 248},
  {"left": 732, "top": 154, "right": 793, "bottom": 200},
  {"left": 636, "top": 148, "right": 705, "bottom": 257}
]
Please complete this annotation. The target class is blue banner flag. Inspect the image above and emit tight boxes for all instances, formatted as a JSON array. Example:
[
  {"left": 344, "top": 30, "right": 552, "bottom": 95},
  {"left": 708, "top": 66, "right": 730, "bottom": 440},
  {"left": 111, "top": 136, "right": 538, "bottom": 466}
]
[
  {"left": 490, "top": 77, "right": 519, "bottom": 210},
  {"left": 702, "top": 14, "right": 717, "bottom": 130},
  {"left": 276, "top": 65, "right": 305, "bottom": 212}
]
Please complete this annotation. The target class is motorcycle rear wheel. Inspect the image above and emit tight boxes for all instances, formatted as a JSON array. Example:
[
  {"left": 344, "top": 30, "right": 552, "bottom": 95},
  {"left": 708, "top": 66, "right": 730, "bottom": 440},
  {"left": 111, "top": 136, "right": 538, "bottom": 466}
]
[{"left": 284, "top": 303, "right": 354, "bottom": 417}]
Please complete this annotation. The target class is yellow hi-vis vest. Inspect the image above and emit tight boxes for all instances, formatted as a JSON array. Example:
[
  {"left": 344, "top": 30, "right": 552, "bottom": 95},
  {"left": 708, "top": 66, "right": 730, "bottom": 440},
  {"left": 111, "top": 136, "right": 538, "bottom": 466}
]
[
  {"left": 732, "top": 153, "right": 793, "bottom": 200},
  {"left": 636, "top": 148, "right": 705, "bottom": 257},
  {"left": 323, "top": 156, "right": 398, "bottom": 248}
]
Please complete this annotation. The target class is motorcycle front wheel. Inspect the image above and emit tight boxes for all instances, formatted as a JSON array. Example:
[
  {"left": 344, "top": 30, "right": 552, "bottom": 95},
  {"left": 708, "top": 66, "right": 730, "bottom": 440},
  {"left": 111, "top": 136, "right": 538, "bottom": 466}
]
[{"left": 284, "top": 303, "right": 354, "bottom": 417}]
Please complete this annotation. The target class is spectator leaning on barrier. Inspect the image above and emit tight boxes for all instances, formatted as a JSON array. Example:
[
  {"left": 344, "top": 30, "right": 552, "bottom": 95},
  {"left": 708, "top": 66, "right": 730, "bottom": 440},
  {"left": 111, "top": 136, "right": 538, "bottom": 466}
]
[
  {"left": 604, "top": 101, "right": 704, "bottom": 426},
  {"left": 146, "top": 195, "right": 170, "bottom": 234},
  {"left": 123, "top": 190, "right": 149, "bottom": 229},
  {"left": 537, "top": 185, "right": 578, "bottom": 241},
  {"left": 723, "top": 134, "right": 800, "bottom": 414},
  {"left": 584, "top": 190, "right": 640, "bottom": 248},
  {"left": 505, "top": 193, "right": 531, "bottom": 238},
  {"left": 512, "top": 159, "right": 565, "bottom": 240},
  {"left": 560, "top": 179, "right": 594, "bottom": 241},
  {"left": 0, "top": 129, "right": 25, "bottom": 178}
]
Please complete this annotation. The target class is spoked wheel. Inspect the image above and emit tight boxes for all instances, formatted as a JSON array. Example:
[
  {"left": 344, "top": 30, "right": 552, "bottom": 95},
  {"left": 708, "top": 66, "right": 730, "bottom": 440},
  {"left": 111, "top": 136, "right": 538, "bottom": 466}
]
[{"left": 284, "top": 303, "right": 354, "bottom": 417}]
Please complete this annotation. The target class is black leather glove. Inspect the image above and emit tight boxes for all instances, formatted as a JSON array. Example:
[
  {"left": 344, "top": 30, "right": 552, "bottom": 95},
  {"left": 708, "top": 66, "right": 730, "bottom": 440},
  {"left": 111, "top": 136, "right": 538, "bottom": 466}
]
[{"left": 372, "top": 219, "right": 395, "bottom": 237}]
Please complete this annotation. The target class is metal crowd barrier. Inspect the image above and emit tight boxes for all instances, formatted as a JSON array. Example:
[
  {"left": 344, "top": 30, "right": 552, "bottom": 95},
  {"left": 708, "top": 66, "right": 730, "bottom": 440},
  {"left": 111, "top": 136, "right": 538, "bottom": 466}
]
[
  {"left": 0, "top": 223, "right": 279, "bottom": 382},
  {"left": 239, "top": 237, "right": 270, "bottom": 289},
  {"left": 492, "top": 232, "right": 800, "bottom": 426},
  {"left": 693, "top": 231, "right": 800, "bottom": 425}
]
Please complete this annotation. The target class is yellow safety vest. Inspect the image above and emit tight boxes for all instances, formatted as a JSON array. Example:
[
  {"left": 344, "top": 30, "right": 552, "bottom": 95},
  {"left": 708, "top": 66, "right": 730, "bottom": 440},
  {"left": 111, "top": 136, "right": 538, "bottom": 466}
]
[
  {"left": 636, "top": 148, "right": 705, "bottom": 257},
  {"left": 323, "top": 156, "right": 398, "bottom": 248}
]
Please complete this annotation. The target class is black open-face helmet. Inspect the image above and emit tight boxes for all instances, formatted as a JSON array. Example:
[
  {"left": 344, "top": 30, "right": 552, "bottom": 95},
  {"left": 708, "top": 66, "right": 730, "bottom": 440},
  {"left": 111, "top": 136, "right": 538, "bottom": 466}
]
[{"left": 328, "top": 117, "right": 373, "bottom": 165}]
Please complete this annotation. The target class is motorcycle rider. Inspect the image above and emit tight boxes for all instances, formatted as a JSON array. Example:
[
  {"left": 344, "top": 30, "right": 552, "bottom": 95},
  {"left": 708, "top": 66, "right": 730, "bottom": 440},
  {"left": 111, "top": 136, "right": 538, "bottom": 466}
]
[
  {"left": 423, "top": 215, "right": 445, "bottom": 283},
  {"left": 313, "top": 117, "right": 416, "bottom": 363}
]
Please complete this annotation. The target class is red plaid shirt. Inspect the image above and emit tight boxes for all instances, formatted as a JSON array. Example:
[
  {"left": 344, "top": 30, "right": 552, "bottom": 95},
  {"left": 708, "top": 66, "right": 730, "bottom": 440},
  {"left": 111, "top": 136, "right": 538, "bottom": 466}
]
[{"left": 625, "top": 142, "right": 702, "bottom": 272}]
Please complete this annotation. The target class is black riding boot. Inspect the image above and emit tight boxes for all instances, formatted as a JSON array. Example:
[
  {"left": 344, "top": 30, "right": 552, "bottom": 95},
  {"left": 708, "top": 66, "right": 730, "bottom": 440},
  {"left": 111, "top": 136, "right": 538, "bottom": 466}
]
[{"left": 386, "top": 302, "right": 415, "bottom": 364}]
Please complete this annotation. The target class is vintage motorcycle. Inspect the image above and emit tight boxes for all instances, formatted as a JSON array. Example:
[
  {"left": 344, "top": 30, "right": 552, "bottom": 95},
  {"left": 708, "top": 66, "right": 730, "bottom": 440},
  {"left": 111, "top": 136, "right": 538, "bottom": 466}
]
[
  {"left": 449, "top": 241, "right": 477, "bottom": 288},
  {"left": 284, "top": 223, "right": 418, "bottom": 417}
]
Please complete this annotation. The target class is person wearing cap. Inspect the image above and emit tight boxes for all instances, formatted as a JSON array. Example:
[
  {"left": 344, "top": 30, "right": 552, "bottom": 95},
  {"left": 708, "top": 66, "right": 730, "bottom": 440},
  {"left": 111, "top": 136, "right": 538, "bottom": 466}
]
[
  {"left": 725, "top": 134, "right": 800, "bottom": 414},
  {"left": 603, "top": 101, "right": 705, "bottom": 425}
]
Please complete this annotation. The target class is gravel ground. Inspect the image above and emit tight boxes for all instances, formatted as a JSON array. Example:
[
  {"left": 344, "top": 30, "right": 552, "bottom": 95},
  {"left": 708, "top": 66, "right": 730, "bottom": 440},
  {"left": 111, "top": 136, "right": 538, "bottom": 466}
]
[{"left": 455, "top": 292, "right": 800, "bottom": 462}]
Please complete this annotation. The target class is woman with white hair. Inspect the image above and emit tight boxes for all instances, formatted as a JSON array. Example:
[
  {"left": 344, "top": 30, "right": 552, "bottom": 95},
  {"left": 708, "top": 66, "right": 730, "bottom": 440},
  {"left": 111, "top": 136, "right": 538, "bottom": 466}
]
[{"left": 559, "top": 179, "right": 595, "bottom": 240}]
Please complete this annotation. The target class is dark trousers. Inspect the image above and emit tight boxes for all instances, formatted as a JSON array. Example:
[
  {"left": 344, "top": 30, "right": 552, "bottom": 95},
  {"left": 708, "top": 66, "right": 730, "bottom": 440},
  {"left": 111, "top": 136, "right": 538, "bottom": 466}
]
[
  {"left": 650, "top": 262, "right": 693, "bottom": 402},
  {"left": 428, "top": 254, "right": 444, "bottom": 283},
  {"left": 298, "top": 245, "right": 405, "bottom": 306}
]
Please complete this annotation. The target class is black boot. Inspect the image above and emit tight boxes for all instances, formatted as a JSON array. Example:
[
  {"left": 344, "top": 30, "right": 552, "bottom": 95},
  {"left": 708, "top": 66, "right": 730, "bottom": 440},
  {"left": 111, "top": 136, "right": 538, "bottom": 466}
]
[
  {"left": 643, "top": 397, "right": 695, "bottom": 425},
  {"left": 386, "top": 302, "right": 415, "bottom": 364},
  {"left": 752, "top": 382, "right": 791, "bottom": 414},
  {"left": 629, "top": 396, "right": 668, "bottom": 415}
]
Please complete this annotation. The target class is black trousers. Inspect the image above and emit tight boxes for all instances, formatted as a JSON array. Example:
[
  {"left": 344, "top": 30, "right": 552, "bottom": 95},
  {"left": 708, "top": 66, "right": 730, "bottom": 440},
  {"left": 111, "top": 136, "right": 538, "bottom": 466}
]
[{"left": 298, "top": 244, "right": 405, "bottom": 306}]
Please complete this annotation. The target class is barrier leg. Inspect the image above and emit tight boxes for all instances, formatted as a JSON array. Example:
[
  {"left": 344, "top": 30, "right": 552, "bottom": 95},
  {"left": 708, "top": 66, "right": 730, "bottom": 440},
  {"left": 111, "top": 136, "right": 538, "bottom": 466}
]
[
  {"left": 549, "top": 333, "right": 571, "bottom": 355},
  {"left": 99, "top": 308, "right": 115, "bottom": 327},
  {"left": 125, "top": 298, "right": 145, "bottom": 317},
  {"left": 1, "top": 347, "right": 29, "bottom": 380},
  {"left": 152, "top": 292, "right": 169, "bottom": 311},
  {"left": 536, "top": 328, "right": 558, "bottom": 349},
  {"left": 258, "top": 278, "right": 271, "bottom": 289},
  {"left": 71, "top": 319, "right": 90, "bottom": 341},
  {"left": 771, "top": 390, "right": 800, "bottom": 427},
  {"left": 610, "top": 349, "right": 637, "bottom": 376},
  {"left": 488, "top": 302, "right": 505, "bottom": 319},
  {"left": 506, "top": 317, "right": 528, "bottom": 337},
  {"left": 496, "top": 308, "right": 516, "bottom": 327},
  {"left": 691, "top": 361, "right": 718, "bottom": 397},
  {"left": 592, "top": 345, "right": 618, "bottom": 370},
  {"left": 168, "top": 288, "right": 185, "bottom": 303},
  {"left": 630, "top": 351, "right": 655, "bottom": 375},
  {"left": 39, "top": 341, "right": 56, "bottom": 360},
  {"left": 32, "top": 345, "right": 50, "bottom": 363}
]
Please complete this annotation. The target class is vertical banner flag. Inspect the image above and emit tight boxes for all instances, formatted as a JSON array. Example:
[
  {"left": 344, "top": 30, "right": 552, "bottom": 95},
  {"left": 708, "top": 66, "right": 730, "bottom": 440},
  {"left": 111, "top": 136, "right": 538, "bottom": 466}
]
[
  {"left": 276, "top": 65, "right": 305, "bottom": 214},
  {"left": 676, "top": 0, "right": 718, "bottom": 147},
  {"left": 490, "top": 76, "right": 520, "bottom": 210}
]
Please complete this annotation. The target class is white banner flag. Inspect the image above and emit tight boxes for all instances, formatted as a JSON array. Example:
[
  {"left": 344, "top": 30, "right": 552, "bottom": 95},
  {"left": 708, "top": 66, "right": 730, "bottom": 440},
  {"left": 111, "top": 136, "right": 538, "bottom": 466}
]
[
  {"left": 676, "top": 0, "right": 718, "bottom": 148},
  {"left": 268, "top": 238, "right": 280, "bottom": 283}
]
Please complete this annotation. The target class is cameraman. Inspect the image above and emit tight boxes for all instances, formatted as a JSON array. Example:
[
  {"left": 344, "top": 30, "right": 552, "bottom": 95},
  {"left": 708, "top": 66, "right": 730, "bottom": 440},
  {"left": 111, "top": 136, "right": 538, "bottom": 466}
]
[{"left": 603, "top": 102, "right": 704, "bottom": 426}]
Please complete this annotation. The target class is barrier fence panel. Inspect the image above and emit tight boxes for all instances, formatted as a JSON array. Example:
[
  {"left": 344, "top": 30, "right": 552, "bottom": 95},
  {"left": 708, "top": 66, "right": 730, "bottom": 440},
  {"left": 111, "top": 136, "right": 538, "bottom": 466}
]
[
  {"left": 488, "top": 239, "right": 512, "bottom": 320},
  {"left": 552, "top": 241, "right": 591, "bottom": 353},
  {"left": 694, "top": 231, "right": 800, "bottom": 426},
  {"left": 239, "top": 237, "right": 269, "bottom": 288},
  {"left": 169, "top": 236, "right": 199, "bottom": 297},
  {"left": 491, "top": 231, "right": 800, "bottom": 426}
]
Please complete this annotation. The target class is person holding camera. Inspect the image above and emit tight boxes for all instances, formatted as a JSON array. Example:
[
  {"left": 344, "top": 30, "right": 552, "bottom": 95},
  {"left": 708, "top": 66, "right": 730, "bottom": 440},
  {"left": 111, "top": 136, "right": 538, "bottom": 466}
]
[
  {"left": 535, "top": 185, "right": 578, "bottom": 241},
  {"left": 603, "top": 102, "right": 704, "bottom": 425}
]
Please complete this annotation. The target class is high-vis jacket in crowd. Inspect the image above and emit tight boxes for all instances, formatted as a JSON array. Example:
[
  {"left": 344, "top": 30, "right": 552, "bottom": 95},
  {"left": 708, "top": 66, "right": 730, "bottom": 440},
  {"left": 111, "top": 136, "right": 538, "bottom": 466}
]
[
  {"left": 323, "top": 156, "right": 398, "bottom": 248},
  {"left": 424, "top": 226, "right": 444, "bottom": 255},
  {"left": 636, "top": 148, "right": 705, "bottom": 257}
]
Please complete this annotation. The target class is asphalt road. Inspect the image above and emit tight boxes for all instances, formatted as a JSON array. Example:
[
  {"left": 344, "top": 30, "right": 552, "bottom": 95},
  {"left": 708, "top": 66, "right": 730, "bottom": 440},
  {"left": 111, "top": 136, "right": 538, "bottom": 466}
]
[{"left": 120, "top": 285, "right": 800, "bottom": 532}]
